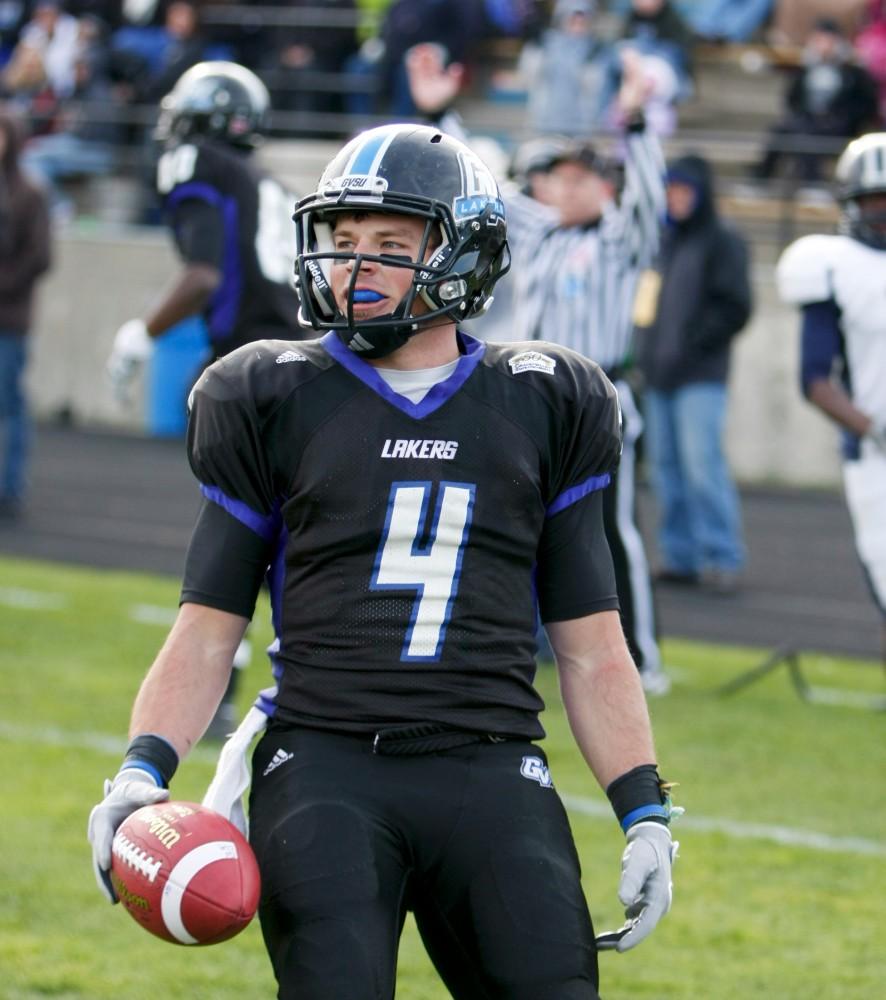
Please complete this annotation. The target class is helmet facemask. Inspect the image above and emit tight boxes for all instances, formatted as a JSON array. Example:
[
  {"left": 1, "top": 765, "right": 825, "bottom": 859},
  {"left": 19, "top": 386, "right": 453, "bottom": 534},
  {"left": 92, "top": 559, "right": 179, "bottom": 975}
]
[
  {"left": 295, "top": 198, "right": 508, "bottom": 360},
  {"left": 293, "top": 124, "right": 509, "bottom": 359},
  {"left": 841, "top": 195, "right": 886, "bottom": 251},
  {"left": 835, "top": 133, "right": 886, "bottom": 250}
]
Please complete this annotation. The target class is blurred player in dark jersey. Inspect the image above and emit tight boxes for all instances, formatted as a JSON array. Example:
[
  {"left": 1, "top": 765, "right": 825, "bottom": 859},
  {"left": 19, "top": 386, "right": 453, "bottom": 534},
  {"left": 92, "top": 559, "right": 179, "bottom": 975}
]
[
  {"left": 106, "top": 62, "right": 309, "bottom": 738},
  {"left": 89, "top": 123, "right": 679, "bottom": 998},
  {"left": 106, "top": 61, "right": 305, "bottom": 389}
]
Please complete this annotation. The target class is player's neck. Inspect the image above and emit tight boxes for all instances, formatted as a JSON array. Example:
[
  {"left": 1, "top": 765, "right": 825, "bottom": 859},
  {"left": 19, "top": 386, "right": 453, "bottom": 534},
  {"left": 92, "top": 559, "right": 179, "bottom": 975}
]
[{"left": 368, "top": 323, "right": 460, "bottom": 371}]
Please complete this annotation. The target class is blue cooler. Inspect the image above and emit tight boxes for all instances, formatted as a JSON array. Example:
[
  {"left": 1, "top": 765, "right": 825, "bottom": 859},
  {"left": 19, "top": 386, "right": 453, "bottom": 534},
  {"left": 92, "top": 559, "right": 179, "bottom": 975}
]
[{"left": 146, "top": 317, "right": 211, "bottom": 437}]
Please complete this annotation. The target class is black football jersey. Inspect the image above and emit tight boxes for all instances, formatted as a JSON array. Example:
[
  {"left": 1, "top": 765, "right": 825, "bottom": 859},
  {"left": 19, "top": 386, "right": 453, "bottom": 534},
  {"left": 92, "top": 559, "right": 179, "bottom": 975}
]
[
  {"left": 183, "top": 333, "right": 622, "bottom": 738},
  {"left": 156, "top": 138, "right": 303, "bottom": 354}
]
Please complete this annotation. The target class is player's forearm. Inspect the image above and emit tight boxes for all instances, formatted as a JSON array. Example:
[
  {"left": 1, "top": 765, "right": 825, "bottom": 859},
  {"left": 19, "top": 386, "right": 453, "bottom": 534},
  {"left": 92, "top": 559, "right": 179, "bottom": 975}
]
[
  {"left": 806, "top": 378, "right": 874, "bottom": 438},
  {"left": 548, "top": 612, "right": 657, "bottom": 789},
  {"left": 129, "top": 602, "right": 248, "bottom": 758},
  {"left": 144, "top": 264, "right": 221, "bottom": 338}
]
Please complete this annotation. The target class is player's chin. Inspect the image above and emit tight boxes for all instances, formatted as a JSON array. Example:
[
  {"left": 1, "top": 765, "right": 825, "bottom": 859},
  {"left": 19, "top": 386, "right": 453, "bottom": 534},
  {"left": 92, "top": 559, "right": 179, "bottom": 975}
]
[{"left": 347, "top": 301, "right": 392, "bottom": 320}]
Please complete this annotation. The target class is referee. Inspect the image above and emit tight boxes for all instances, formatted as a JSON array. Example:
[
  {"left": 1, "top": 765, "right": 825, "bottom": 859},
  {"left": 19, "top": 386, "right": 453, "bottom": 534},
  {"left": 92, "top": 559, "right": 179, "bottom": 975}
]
[{"left": 409, "top": 46, "right": 669, "bottom": 693}]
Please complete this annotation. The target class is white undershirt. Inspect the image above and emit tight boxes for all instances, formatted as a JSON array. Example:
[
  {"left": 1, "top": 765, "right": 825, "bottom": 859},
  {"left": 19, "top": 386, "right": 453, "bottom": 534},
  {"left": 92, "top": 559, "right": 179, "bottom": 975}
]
[{"left": 374, "top": 358, "right": 460, "bottom": 403}]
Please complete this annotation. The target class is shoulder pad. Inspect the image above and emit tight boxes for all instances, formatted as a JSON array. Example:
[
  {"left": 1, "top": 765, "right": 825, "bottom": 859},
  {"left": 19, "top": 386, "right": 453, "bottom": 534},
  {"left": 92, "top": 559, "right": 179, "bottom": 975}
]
[
  {"left": 156, "top": 140, "right": 232, "bottom": 198},
  {"left": 487, "top": 339, "right": 612, "bottom": 399},
  {"left": 191, "top": 338, "right": 329, "bottom": 412},
  {"left": 775, "top": 234, "right": 840, "bottom": 305}
]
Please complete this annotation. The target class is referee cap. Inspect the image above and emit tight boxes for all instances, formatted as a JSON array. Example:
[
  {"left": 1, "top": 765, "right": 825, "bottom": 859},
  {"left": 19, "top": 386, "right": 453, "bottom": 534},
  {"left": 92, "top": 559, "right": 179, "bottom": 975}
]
[{"left": 510, "top": 136, "right": 603, "bottom": 181}]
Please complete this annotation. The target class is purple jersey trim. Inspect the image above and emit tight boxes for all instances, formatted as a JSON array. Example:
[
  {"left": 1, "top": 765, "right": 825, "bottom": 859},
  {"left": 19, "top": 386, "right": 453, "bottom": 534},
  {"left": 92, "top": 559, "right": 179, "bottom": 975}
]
[
  {"left": 166, "top": 181, "right": 241, "bottom": 341},
  {"left": 546, "top": 473, "right": 611, "bottom": 517},
  {"left": 319, "top": 330, "right": 486, "bottom": 417},
  {"left": 200, "top": 483, "right": 280, "bottom": 542}
]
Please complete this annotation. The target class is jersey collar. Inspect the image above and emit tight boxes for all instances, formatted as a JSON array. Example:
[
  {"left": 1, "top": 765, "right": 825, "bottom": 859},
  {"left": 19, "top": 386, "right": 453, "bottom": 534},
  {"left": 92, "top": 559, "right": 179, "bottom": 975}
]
[{"left": 320, "top": 330, "right": 486, "bottom": 418}]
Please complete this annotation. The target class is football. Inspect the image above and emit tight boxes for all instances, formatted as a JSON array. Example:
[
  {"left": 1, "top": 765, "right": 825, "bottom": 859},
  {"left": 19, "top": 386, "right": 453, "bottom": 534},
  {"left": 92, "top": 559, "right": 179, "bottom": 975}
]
[{"left": 110, "top": 801, "right": 261, "bottom": 946}]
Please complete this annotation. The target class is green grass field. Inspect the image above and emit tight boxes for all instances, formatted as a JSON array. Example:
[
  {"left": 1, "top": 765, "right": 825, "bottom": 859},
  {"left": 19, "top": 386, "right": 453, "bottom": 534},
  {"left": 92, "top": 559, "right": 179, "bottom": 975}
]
[{"left": 1, "top": 554, "right": 884, "bottom": 999}]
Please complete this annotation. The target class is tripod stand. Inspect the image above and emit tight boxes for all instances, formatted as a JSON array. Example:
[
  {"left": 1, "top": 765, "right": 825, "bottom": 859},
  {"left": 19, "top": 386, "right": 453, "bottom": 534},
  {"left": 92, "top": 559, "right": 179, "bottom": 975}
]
[{"left": 717, "top": 642, "right": 886, "bottom": 711}]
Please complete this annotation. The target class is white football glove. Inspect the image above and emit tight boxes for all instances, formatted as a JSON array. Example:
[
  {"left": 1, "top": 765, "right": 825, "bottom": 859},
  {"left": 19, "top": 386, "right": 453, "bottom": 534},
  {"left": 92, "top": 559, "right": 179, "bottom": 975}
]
[
  {"left": 106, "top": 319, "right": 154, "bottom": 403},
  {"left": 865, "top": 418, "right": 886, "bottom": 454},
  {"left": 599, "top": 822, "right": 678, "bottom": 953},
  {"left": 87, "top": 769, "right": 169, "bottom": 903}
]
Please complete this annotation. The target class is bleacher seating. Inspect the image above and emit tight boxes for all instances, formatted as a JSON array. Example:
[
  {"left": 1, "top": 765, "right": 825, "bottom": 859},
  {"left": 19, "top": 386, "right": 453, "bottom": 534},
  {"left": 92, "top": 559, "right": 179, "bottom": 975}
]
[{"left": 44, "top": 8, "right": 850, "bottom": 248}]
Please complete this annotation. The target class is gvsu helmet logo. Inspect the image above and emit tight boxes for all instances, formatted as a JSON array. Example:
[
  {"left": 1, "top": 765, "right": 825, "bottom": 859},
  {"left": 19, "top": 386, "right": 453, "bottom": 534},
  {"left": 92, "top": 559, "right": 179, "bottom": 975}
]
[
  {"left": 453, "top": 150, "right": 504, "bottom": 221},
  {"left": 520, "top": 756, "right": 553, "bottom": 788}
]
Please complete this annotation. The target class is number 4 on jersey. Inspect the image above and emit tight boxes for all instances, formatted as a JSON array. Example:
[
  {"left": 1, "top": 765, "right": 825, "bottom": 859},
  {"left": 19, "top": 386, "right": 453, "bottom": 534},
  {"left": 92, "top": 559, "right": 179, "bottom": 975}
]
[{"left": 372, "top": 482, "right": 476, "bottom": 661}]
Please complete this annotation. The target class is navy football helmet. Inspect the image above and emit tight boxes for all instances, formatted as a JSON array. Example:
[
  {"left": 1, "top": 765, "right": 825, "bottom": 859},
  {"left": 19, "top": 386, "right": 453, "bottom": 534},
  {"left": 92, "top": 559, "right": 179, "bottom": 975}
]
[
  {"left": 155, "top": 61, "right": 270, "bottom": 150},
  {"left": 835, "top": 132, "right": 886, "bottom": 250},
  {"left": 293, "top": 124, "right": 510, "bottom": 358}
]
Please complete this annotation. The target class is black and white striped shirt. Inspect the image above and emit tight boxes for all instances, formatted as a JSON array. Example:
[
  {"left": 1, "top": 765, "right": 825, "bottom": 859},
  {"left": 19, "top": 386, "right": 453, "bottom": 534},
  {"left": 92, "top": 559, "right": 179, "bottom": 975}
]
[{"left": 504, "top": 128, "right": 665, "bottom": 373}]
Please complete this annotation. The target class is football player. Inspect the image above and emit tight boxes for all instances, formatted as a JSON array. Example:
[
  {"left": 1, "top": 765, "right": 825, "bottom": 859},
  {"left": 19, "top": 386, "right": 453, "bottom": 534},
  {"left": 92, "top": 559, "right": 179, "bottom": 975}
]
[
  {"left": 89, "top": 124, "right": 679, "bottom": 999},
  {"left": 106, "top": 62, "right": 308, "bottom": 738},
  {"left": 106, "top": 61, "right": 305, "bottom": 392},
  {"left": 776, "top": 132, "right": 886, "bottom": 662}
]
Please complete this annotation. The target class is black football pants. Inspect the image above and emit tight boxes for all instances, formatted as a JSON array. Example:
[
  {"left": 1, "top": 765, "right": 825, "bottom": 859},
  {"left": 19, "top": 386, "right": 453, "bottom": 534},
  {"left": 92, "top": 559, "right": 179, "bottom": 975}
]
[{"left": 249, "top": 727, "right": 601, "bottom": 1000}]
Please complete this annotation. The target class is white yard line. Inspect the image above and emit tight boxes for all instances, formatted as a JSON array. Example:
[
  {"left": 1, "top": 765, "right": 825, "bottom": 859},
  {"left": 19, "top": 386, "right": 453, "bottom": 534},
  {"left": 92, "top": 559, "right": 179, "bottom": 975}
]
[
  {"left": 560, "top": 794, "right": 886, "bottom": 858},
  {"left": 0, "top": 719, "right": 882, "bottom": 858},
  {"left": 0, "top": 587, "right": 68, "bottom": 610},
  {"left": 0, "top": 722, "right": 220, "bottom": 765},
  {"left": 128, "top": 603, "right": 178, "bottom": 626}
]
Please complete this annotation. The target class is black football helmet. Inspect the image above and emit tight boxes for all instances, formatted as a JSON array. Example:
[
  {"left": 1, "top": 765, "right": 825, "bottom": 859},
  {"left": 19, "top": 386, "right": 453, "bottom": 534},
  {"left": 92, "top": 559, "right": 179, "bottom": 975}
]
[
  {"left": 293, "top": 124, "right": 510, "bottom": 359},
  {"left": 835, "top": 132, "right": 886, "bottom": 250},
  {"left": 155, "top": 61, "right": 270, "bottom": 149}
]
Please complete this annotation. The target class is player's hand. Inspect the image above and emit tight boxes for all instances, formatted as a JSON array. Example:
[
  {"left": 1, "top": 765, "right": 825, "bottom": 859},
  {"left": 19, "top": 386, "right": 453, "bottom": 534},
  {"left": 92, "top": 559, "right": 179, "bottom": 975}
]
[
  {"left": 405, "top": 43, "right": 464, "bottom": 115},
  {"left": 865, "top": 418, "right": 886, "bottom": 454},
  {"left": 610, "top": 821, "right": 677, "bottom": 952},
  {"left": 106, "top": 319, "right": 154, "bottom": 403},
  {"left": 87, "top": 770, "right": 169, "bottom": 903}
]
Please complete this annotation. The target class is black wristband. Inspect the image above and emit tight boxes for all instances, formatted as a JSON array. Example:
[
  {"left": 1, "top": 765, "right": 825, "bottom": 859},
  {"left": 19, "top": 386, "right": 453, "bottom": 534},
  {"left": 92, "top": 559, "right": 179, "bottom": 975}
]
[
  {"left": 625, "top": 110, "right": 646, "bottom": 133},
  {"left": 121, "top": 734, "right": 179, "bottom": 788},
  {"left": 606, "top": 763, "right": 671, "bottom": 831}
]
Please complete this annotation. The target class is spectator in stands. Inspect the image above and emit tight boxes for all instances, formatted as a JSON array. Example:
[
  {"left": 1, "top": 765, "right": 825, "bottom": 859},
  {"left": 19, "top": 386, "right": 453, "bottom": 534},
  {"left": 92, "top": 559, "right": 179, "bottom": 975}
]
[
  {"left": 0, "top": 110, "right": 52, "bottom": 519},
  {"left": 261, "top": 0, "right": 358, "bottom": 120},
  {"left": 618, "top": 0, "right": 695, "bottom": 90},
  {"left": 110, "top": 0, "right": 205, "bottom": 106},
  {"left": 484, "top": 0, "right": 545, "bottom": 40},
  {"left": 770, "top": 0, "right": 868, "bottom": 47},
  {"left": 345, "top": 0, "right": 483, "bottom": 117},
  {"left": 0, "top": 1, "right": 28, "bottom": 68},
  {"left": 593, "top": 0, "right": 694, "bottom": 137},
  {"left": 753, "top": 18, "right": 879, "bottom": 182},
  {"left": 110, "top": 0, "right": 208, "bottom": 210},
  {"left": 518, "top": 0, "right": 612, "bottom": 136},
  {"left": 635, "top": 154, "right": 751, "bottom": 594},
  {"left": 1, "top": 0, "right": 81, "bottom": 101},
  {"left": 21, "top": 14, "right": 121, "bottom": 220},
  {"left": 690, "top": 0, "right": 774, "bottom": 43},
  {"left": 854, "top": 1, "right": 886, "bottom": 121}
]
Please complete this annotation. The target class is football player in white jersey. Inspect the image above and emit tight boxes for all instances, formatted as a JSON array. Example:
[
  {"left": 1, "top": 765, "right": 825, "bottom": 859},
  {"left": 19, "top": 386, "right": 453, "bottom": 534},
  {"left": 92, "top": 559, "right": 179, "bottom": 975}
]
[{"left": 776, "top": 133, "right": 886, "bottom": 662}]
